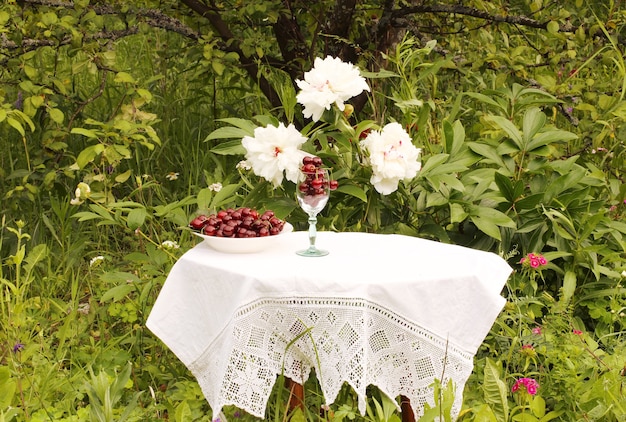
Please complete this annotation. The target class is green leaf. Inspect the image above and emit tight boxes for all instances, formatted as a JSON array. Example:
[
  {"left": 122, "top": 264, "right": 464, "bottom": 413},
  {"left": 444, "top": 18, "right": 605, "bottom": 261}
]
[
  {"left": 100, "top": 271, "right": 141, "bottom": 285},
  {"left": 420, "top": 153, "right": 450, "bottom": 175},
  {"left": 0, "top": 366, "right": 16, "bottom": 409},
  {"left": 23, "top": 244, "right": 49, "bottom": 274},
  {"left": 526, "top": 129, "right": 578, "bottom": 152},
  {"left": 114, "top": 71, "right": 136, "bottom": 83},
  {"left": 205, "top": 126, "right": 253, "bottom": 142},
  {"left": 547, "top": 20, "right": 560, "bottom": 34},
  {"left": 75, "top": 144, "right": 105, "bottom": 169},
  {"left": 471, "top": 404, "right": 498, "bottom": 421},
  {"left": 6, "top": 117, "right": 25, "bottom": 136},
  {"left": 512, "top": 414, "right": 539, "bottom": 422},
  {"left": 126, "top": 207, "right": 147, "bottom": 230},
  {"left": 49, "top": 107, "right": 64, "bottom": 124},
  {"left": 443, "top": 120, "right": 466, "bottom": 156},
  {"left": 335, "top": 184, "right": 367, "bottom": 203},
  {"left": 209, "top": 183, "right": 241, "bottom": 209},
  {"left": 465, "top": 92, "right": 507, "bottom": 113},
  {"left": 468, "top": 142, "right": 508, "bottom": 167},
  {"left": 530, "top": 395, "right": 546, "bottom": 418},
  {"left": 115, "top": 169, "right": 132, "bottom": 183},
  {"left": 522, "top": 107, "right": 546, "bottom": 147},
  {"left": 212, "top": 59, "right": 225, "bottom": 75},
  {"left": 71, "top": 127, "right": 100, "bottom": 138},
  {"left": 100, "top": 283, "right": 134, "bottom": 302},
  {"left": 196, "top": 188, "right": 213, "bottom": 211},
  {"left": 470, "top": 206, "right": 517, "bottom": 228},
  {"left": 538, "top": 410, "right": 566, "bottom": 421},
  {"left": 515, "top": 193, "right": 544, "bottom": 210},
  {"left": 470, "top": 215, "right": 502, "bottom": 240},
  {"left": 209, "top": 139, "right": 246, "bottom": 155},
  {"left": 482, "top": 358, "right": 509, "bottom": 422},
  {"left": 561, "top": 270, "right": 577, "bottom": 304},
  {"left": 486, "top": 115, "right": 523, "bottom": 148},
  {"left": 494, "top": 171, "right": 516, "bottom": 202},
  {"left": 449, "top": 203, "right": 468, "bottom": 223},
  {"left": 174, "top": 401, "right": 192, "bottom": 422}
]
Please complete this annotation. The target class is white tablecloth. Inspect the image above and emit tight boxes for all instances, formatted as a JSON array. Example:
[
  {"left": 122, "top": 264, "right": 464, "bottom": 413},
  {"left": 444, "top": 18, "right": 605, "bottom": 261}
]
[{"left": 146, "top": 231, "right": 512, "bottom": 419}]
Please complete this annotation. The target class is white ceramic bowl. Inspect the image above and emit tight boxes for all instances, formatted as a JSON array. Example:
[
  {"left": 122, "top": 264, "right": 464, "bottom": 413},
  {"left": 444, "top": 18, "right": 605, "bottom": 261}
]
[{"left": 193, "top": 222, "right": 293, "bottom": 253}]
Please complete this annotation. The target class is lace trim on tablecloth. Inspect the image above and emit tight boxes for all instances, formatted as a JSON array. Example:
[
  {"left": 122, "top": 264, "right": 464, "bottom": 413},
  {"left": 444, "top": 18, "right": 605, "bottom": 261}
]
[{"left": 189, "top": 296, "right": 475, "bottom": 420}]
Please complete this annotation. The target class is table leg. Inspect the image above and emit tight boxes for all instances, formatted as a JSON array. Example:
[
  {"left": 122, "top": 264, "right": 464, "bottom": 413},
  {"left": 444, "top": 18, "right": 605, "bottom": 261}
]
[
  {"left": 286, "top": 378, "right": 305, "bottom": 412},
  {"left": 400, "top": 395, "right": 415, "bottom": 422}
]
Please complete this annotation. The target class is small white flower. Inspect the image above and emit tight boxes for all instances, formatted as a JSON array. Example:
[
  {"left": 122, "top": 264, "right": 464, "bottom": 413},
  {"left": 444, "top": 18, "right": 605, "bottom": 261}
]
[
  {"left": 208, "top": 183, "right": 223, "bottom": 192},
  {"left": 89, "top": 255, "right": 105, "bottom": 267},
  {"left": 296, "top": 56, "right": 370, "bottom": 122},
  {"left": 242, "top": 122, "right": 308, "bottom": 187},
  {"left": 71, "top": 182, "right": 91, "bottom": 205},
  {"left": 360, "top": 122, "right": 421, "bottom": 195},
  {"left": 77, "top": 302, "right": 90, "bottom": 315},
  {"left": 161, "top": 240, "right": 180, "bottom": 250},
  {"left": 236, "top": 160, "right": 252, "bottom": 171},
  {"left": 621, "top": 270, "right": 626, "bottom": 278},
  {"left": 166, "top": 172, "right": 179, "bottom": 181}
]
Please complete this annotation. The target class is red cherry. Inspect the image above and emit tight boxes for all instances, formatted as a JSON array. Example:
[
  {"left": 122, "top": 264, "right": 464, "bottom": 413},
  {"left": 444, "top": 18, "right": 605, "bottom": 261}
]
[
  {"left": 202, "top": 225, "right": 216, "bottom": 235},
  {"left": 189, "top": 215, "right": 208, "bottom": 230},
  {"left": 302, "top": 163, "right": 316, "bottom": 173},
  {"left": 329, "top": 180, "right": 339, "bottom": 190}
]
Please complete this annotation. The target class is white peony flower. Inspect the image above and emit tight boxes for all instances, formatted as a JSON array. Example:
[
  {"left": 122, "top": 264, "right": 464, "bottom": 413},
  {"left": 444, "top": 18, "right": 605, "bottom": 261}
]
[
  {"left": 360, "top": 122, "right": 421, "bottom": 195},
  {"left": 241, "top": 123, "right": 308, "bottom": 187},
  {"left": 296, "top": 56, "right": 370, "bottom": 122}
]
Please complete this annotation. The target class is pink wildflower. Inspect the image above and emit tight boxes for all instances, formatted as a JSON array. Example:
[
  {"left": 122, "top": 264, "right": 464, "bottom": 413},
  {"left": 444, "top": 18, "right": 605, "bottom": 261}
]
[
  {"left": 520, "top": 252, "right": 548, "bottom": 269},
  {"left": 573, "top": 329, "right": 583, "bottom": 335},
  {"left": 512, "top": 378, "right": 539, "bottom": 396},
  {"left": 532, "top": 326, "right": 542, "bottom": 335}
]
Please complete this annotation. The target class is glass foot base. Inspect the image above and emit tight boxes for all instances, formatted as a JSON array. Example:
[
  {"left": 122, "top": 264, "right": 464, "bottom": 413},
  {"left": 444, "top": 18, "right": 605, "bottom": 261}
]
[{"left": 296, "top": 248, "right": 329, "bottom": 257}]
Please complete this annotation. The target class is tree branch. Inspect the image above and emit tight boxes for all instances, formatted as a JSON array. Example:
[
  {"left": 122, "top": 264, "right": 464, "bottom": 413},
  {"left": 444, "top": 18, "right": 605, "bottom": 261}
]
[
  {"left": 391, "top": 4, "right": 548, "bottom": 30},
  {"left": 273, "top": 1, "right": 308, "bottom": 80},
  {"left": 180, "top": 0, "right": 283, "bottom": 110},
  {"left": 323, "top": 0, "right": 357, "bottom": 60}
]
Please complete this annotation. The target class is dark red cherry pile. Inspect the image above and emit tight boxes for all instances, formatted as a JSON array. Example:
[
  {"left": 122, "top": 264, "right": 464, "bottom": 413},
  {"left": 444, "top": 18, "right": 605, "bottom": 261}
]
[
  {"left": 189, "top": 208, "right": 285, "bottom": 238},
  {"left": 298, "top": 156, "right": 338, "bottom": 195}
]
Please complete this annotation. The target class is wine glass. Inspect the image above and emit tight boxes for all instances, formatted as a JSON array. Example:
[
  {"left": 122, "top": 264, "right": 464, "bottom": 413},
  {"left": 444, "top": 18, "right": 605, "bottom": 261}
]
[{"left": 296, "top": 168, "right": 330, "bottom": 256}]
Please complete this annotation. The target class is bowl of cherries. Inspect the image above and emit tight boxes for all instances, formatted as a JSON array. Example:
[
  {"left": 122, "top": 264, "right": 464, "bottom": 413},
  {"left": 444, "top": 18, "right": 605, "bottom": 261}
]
[{"left": 188, "top": 207, "right": 293, "bottom": 253}]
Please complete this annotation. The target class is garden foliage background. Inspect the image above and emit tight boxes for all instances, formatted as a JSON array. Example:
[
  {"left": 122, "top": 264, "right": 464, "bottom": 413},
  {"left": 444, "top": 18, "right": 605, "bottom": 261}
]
[{"left": 0, "top": 0, "right": 625, "bottom": 420}]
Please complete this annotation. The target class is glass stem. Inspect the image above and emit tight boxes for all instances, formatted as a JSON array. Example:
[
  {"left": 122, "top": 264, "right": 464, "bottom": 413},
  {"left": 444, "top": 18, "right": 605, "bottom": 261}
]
[{"left": 307, "top": 215, "right": 318, "bottom": 251}]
